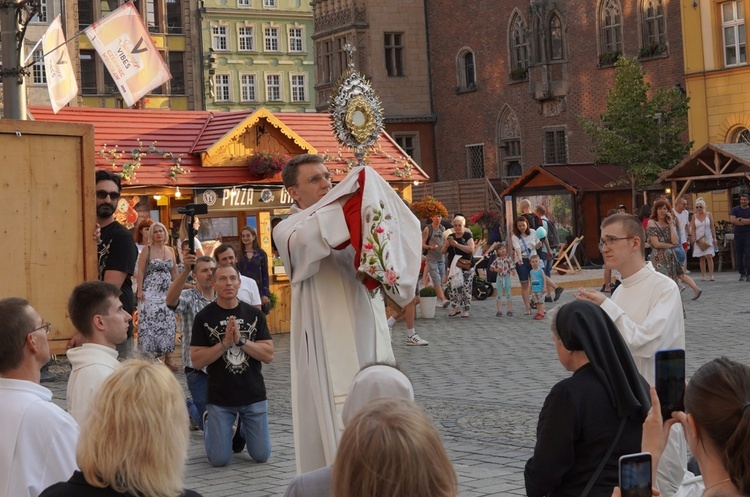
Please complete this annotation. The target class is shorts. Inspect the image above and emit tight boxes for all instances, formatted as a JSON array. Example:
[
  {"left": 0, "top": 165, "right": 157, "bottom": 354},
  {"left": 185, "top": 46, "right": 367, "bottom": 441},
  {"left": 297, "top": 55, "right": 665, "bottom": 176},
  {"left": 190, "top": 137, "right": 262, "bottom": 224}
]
[
  {"left": 515, "top": 258, "right": 532, "bottom": 283},
  {"left": 426, "top": 259, "right": 446, "bottom": 287}
]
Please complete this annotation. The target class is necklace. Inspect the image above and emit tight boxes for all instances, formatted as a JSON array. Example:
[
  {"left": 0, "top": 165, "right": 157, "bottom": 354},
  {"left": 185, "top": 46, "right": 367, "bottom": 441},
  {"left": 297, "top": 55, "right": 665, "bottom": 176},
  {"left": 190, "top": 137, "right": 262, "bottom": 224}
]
[{"left": 702, "top": 477, "right": 732, "bottom": 497}]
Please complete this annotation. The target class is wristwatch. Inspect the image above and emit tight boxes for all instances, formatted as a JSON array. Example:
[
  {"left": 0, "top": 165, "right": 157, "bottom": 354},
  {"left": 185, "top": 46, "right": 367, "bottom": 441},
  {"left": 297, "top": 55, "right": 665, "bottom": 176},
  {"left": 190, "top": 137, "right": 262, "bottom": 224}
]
[{"left": 238, "top": 335, "right": 247, "bottom": 346}]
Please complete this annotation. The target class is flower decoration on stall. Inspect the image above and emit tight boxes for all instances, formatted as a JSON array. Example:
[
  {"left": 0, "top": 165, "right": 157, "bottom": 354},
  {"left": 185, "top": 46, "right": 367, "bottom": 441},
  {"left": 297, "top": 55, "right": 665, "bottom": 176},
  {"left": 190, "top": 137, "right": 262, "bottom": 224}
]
[
  {"left": 247, "top": 151, "right": 290, "bottom": 178},
  {"left": 715, "top": 220, "right": 734, "bottom": 248},
  {"left": 99, "top": 140, "right": 188, "bottom": 184},
  {"left": 410, "top": 196, "right": 449, "bottom": 220},
  {"left": 470, "top": 210, "right": 502, "bottom": 240}
]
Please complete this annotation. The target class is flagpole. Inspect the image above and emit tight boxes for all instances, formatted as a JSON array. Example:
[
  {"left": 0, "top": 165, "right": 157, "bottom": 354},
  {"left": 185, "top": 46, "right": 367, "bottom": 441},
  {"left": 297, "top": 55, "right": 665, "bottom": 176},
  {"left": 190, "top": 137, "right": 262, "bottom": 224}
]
[
  {"left": 0, "top": 1, "right": 27, "bottom": 119},
  {"left": 20, "top": 28, "right": 85, "bottom": 69}
]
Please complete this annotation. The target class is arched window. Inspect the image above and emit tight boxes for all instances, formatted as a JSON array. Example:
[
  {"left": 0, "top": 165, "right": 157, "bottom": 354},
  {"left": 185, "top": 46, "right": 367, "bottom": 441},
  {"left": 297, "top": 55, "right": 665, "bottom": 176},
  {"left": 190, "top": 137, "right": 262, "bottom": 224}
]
[
  {"left": 643, "top": 0, "right": 666, "bottom": 47},
  {"left": 533, "top": 15, "right": 544, "bottom": 63},
  {"left": 731, "top": 126, "right": 750, "bottom": 143},
  {"left": 600, "top": 0, "right": 623, "bottom": 54},
  {"left": 498, "top": 106, "right": 522, "bottom": 179},
  {"left": 549, "top": 15, "right": 563, "bottom": 60},
  {"left": 510, "top": 14, "right": 529, "bottom": 71},
  {"left": 457, "top": 48, "right": 477, "bottom": 90}
]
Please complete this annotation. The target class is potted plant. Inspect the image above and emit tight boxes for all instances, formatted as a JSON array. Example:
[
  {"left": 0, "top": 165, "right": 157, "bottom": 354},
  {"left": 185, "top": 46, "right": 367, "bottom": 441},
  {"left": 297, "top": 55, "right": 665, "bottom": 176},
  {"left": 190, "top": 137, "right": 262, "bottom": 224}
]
[
  {"left": 247, "top": 151, "right": 289, "bottom": 178},
  {"left": 510, "top": 67, "right": 528, "bottom": 81},
  {"left": 262, "top": 291, "right": 278, "bottom": 315},
  {"left": 598, "top": 50, "right": 622, "bottom": 67},
  {"left": 411, "top": 196, "right": 449, "bottom": 220},
  {"left": 418, "top": 286, "right": 438, "bottom": 319}
]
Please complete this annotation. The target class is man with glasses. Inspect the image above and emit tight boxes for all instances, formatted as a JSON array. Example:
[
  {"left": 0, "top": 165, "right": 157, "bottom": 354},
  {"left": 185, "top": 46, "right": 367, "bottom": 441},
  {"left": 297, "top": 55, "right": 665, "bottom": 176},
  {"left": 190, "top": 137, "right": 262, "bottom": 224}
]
[
  {"left": 0, "top": 298, "right": 79, "bottom": 497},
  {"left": 274, "top": 154, "right": 421, "bottom": 473},
  {"left": 576, "top": 213, "right": 685, "bottom": 496},
  {"left": 93, "top": 170, "right": 138, "bottom": 358}
]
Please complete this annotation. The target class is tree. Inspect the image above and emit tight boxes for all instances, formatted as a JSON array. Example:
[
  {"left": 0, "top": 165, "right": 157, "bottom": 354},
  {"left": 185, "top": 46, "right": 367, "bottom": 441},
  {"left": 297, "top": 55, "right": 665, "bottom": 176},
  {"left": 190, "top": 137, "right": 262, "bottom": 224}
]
[{"left": 580, "top": 57, "right": 693, "bottom": 206}]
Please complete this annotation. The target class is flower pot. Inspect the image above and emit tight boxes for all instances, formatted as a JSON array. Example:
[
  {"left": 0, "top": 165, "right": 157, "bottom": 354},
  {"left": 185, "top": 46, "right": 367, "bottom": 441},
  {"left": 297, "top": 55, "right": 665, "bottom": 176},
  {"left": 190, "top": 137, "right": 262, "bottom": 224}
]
[{"left": 420, "top": 296, "right": 437, "bottom": 319}]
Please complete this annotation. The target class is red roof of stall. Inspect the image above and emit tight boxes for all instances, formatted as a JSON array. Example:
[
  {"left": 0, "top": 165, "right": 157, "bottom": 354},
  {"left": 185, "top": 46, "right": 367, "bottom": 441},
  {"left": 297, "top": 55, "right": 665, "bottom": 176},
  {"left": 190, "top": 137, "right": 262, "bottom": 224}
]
[{"left": 28, "top": 106, "right": 428, "bottom": 187}]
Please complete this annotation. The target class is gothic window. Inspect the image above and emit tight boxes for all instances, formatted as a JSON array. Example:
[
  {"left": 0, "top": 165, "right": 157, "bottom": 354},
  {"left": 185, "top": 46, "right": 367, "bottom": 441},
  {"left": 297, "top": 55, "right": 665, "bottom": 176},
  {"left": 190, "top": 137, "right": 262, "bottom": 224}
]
[
  {"left": 457, "top": 48, "right": 476, "bottom": 91},
  {"left": 549, "top": 14, "right": 563, "bottom": 60},
  {"left": 642, "top": 0, "right": 666, "bottom": 47},
  {"left": 600, "top": 0, "right": 623, "bottom": 55},
  {"left": 498, "top": 107, "right": 522, "bottom": 179},
  {"left": 466, "top": 144, "right": 485, "bottom": 178},
  {"left": 510, "top": 14, "right": 529, "bottom": 71}
]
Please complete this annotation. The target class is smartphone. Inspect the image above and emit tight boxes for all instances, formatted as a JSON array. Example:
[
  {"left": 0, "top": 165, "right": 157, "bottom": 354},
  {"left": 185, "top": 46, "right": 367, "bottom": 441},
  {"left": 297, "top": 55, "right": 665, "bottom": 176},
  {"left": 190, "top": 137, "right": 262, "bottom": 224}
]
[
  {"left": 655, "top": 349, "right": 686, "bottom": 421},
  {"left": 619, "top": 452, "right": 652, "bottom": 497}
]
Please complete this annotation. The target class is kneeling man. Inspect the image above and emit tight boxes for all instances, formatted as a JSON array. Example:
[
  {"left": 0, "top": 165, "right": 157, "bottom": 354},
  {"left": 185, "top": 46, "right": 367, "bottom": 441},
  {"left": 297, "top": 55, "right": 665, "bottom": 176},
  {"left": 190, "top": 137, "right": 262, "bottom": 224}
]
[{"left": 190, "top": 264, "right": 274, "bottom": 466}]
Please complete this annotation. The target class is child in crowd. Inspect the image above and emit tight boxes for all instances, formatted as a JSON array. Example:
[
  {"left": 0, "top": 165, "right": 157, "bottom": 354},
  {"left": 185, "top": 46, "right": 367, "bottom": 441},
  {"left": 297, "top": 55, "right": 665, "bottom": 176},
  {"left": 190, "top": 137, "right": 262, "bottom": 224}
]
[
  {"left": 490, "top": 244, "right": 515, "bottom": 317},
  {"left": 529, "top": 255, "right": 545, "bottom": 320}
]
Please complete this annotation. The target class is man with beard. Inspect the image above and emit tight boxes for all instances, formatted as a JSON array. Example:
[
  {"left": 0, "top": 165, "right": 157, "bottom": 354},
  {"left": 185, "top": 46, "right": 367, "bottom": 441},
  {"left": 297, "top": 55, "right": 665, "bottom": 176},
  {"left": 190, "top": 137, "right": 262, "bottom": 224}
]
[{"left": 91, "top": 171, "right": 138, "bottom": 358}]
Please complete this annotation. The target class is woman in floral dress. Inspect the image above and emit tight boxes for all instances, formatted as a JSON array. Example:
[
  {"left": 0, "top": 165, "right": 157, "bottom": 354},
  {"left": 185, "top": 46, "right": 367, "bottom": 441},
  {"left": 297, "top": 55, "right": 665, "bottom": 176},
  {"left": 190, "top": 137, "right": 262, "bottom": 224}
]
[
  {"left": 647, "top": 199, "right": 702, "bottom": 300},
  {"left": 135, "top": 222, "right": 178, "bottom": 367}
]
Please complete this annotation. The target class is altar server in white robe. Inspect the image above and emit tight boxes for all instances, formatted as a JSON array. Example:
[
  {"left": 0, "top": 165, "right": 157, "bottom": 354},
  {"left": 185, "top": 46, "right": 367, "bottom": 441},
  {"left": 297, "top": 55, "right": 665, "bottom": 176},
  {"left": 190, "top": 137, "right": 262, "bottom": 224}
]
[{"left": 274, "top": 154, "right": 421, "bottom": 473}]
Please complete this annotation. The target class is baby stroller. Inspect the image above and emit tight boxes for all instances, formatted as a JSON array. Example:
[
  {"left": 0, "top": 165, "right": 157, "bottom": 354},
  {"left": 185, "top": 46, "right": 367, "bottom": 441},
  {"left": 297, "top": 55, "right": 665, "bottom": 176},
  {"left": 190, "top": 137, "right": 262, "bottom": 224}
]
[{"left": 470, "top": 243, "right": 498, "bottom": 301}]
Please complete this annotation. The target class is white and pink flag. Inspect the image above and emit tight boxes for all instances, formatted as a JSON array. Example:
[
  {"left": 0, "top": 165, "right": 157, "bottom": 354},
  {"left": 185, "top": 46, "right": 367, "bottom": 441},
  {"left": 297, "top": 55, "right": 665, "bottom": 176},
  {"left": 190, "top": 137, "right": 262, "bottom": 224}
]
[{"left": 42, "top": 15, "right": 78, "bottom": 113}]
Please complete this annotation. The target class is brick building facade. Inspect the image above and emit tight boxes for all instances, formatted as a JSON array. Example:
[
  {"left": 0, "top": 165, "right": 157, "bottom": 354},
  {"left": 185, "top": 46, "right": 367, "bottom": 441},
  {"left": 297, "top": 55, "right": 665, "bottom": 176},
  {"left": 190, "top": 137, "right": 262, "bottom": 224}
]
[{"left": 426, "top": 0, "right": 685, "bottom": 183}]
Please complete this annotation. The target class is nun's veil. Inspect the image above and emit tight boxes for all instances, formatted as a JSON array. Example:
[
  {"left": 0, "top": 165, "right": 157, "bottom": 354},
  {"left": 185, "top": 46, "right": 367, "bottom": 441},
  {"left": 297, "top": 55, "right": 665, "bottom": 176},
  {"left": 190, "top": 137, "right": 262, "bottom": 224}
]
[{"left": 555, "top": 300, "right": 651, "bottom": 421}]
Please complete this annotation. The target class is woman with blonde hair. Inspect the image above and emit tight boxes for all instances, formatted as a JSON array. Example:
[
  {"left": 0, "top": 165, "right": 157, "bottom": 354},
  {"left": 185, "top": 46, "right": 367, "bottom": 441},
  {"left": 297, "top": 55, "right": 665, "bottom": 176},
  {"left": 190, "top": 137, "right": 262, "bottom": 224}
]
[
  {"left": 689, "top": 197, "right": 717, "bottom": 281},
  {"left": 40, "top": 360, "right": 203, "bottom": 497},
  {"left": 332, "top": 397, "right": 457, "bottom": 497},
  {"left": 135, "top": 221, "right": 179, "bottom": 369},
  {"left": 441, "top": 215, "right": 475, "bottom": 318}
]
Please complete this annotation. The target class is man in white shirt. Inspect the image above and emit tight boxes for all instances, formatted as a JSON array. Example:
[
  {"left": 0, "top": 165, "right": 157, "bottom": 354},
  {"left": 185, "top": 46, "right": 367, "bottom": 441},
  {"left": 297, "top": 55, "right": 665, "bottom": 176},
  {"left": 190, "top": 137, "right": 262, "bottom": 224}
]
[
  {"left": 0, "top": 298, "right": 79, "bottom": 497},
  {"left": 66, "top": 281, "right": 132, "bottom": 424},
  {"left": 213, "top": 244, "right": 262, "bottom": 309},
  {"left": 673, "top": 197, "right": 690, "bottom": 272},
  {"left": 576, "top": 213, "right": 686, "bottom": 497}
]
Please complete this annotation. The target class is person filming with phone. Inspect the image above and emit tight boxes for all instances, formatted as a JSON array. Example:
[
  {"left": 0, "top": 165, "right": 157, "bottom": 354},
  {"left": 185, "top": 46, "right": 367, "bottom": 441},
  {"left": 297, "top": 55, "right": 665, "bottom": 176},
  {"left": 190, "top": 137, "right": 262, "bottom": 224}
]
[
  {"left": 614, "top": 357, "right": 750, "bottom": 497},
  {"left": 525, "top": 300, "right": 650, "bottom": 497}
]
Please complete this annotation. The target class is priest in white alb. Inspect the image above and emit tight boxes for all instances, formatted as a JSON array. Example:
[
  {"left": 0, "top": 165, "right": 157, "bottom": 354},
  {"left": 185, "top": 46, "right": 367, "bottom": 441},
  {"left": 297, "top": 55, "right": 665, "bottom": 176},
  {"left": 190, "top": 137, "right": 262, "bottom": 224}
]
[{"left": 274, "top": 154, "right": 421, "bottom": 473}]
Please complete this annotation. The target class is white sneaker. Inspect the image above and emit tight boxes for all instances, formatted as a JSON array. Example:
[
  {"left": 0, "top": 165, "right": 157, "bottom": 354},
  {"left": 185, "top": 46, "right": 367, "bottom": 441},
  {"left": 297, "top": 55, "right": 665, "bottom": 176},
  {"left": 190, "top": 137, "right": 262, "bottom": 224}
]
[
  {"left": 406, "top": 333, "right": 428, "bottom": 346},
  {"left": 436, "top": 299, "right": 445, "bottom": 307}
]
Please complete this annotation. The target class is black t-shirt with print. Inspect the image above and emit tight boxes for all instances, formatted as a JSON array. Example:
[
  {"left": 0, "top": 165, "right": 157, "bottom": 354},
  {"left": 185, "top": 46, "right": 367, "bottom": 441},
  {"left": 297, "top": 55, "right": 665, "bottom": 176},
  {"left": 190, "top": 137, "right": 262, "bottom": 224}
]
[
  {"left": 98, "top": 221, "right": 138, "bottom": 317},
  {"left": 447, "top": 231, "right": 473, "bottom": 265},
  {"left": 191, "top": 301, "right": 272, "bottom": 407}
]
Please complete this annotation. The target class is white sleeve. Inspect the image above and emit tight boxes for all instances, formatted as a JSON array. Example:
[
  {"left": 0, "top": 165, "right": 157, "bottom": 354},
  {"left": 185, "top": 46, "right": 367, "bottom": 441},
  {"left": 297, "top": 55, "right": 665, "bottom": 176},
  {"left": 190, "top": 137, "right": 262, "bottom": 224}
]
[
  {"left": 238, "top": 276, "right": 262, "bottom": 306},
  {"left": 275, "top": 201, "right": 351, "bottom": 283}
]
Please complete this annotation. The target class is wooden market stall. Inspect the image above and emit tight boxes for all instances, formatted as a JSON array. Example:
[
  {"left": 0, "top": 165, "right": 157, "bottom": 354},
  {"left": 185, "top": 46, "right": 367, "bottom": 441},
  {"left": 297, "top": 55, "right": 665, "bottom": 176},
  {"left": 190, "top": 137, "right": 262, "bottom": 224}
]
[
  {"left": 499, "top": 164, "right": 631, "bottom": 263},
  {"left": 29, "top": 106, "right": 429, "bottom": 335},
  {"left": 0, "top": 119, "right": 98, "bottom": 355}
]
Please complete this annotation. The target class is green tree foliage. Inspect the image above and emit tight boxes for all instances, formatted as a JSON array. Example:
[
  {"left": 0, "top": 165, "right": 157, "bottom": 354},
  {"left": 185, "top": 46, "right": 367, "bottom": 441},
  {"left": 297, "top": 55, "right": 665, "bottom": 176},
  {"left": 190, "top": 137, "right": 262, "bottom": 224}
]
[{"left": 580, "top": 57, "right": 692, "bottom": 201}]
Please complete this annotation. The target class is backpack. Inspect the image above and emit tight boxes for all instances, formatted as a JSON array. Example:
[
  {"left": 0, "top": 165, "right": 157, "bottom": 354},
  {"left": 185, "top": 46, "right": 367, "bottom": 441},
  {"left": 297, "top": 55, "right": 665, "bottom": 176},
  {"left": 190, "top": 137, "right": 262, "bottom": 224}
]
[
  {"left": 545, "top": 218, "right": 561, "bottom": 248},
  {"left": 523, "top": 212, "right": 542, "bottom": 231},
  {"left": 423, "top": 224, "right": 434, "bottom": 256}
]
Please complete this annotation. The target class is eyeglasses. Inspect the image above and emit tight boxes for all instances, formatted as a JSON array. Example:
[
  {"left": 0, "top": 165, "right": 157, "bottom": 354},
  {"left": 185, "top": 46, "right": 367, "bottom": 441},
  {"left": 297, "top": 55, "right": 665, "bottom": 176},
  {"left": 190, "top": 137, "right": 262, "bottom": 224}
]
[
  {"left": 96, "top": 190, "right": 121, "bottom": 201},
  {"left": 296, "top": 172, "right": 332, "bottom": 187},
  {"left": 31, "top": 322, "right": 51, "bottom": 335},
  {"left": 695, "top": 206, "right": 704, "bottom": 209},
  {"left": 598, "top": 236, "right": 634, "bottom": 250}
]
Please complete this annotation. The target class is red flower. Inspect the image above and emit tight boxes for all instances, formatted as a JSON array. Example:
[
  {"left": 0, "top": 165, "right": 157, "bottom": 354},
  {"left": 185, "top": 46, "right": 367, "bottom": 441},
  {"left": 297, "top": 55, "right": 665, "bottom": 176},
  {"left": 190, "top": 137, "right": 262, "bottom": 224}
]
[
  {"left": 375, "top": 226, "right": 385, "bottom": 234},
  {"left": 363, "top": 243, "right": 374, "bottom": 250}
]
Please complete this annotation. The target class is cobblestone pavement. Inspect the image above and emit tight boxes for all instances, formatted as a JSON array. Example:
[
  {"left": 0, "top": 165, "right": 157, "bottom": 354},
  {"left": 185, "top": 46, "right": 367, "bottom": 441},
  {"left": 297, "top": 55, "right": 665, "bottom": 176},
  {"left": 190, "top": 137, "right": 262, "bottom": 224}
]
[{"left": 45, "top": 271, "right": 750, "bottom": 497}]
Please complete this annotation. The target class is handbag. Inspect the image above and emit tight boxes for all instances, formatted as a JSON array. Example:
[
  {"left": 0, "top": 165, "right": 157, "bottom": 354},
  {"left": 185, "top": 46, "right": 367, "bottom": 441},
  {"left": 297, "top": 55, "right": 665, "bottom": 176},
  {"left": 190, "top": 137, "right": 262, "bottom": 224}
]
[
  {"left": 456, "top": 258, "right": 471, "bottom": 270},
  {"left": 696, "top": 236, "right": 710, "bottom": 251}
]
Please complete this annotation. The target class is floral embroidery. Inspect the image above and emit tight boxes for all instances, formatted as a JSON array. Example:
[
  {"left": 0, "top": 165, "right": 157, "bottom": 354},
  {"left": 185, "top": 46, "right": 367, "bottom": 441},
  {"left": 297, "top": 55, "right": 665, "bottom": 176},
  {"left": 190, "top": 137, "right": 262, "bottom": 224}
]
[{"left": 359, "top": 201, "right": 400, "bottom": 293}]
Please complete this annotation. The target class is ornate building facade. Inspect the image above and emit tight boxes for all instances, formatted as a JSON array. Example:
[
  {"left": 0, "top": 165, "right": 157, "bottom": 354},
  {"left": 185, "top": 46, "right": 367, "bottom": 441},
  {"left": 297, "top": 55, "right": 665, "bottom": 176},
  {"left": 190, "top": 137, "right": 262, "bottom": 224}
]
[
  {"left": 311, "top": 0, "right": 436, "bottom": 179},
  {"left": 201, "top": 0, "right": 315, "bottom": 112},
  {"left": 427, "top": 0, "right": 686, "bottom": 183}
]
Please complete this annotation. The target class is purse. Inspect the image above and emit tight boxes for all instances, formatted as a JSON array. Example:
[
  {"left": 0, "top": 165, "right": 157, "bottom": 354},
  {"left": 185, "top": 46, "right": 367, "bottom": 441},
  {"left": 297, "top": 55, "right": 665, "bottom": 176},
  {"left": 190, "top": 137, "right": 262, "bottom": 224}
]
[
  {"left": 456, "top": 258, "right": 471, "bottom": 270},
  {"left": 696, "top": 236, "right": 710, "bottom": 251}
]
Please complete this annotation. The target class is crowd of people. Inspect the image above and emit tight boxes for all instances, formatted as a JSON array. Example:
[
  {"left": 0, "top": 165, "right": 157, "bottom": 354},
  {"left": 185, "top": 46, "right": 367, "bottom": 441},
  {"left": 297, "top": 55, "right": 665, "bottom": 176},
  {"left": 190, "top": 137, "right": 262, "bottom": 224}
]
[{"left": 3, "top": 163, "right": 750, "bottom": 497}]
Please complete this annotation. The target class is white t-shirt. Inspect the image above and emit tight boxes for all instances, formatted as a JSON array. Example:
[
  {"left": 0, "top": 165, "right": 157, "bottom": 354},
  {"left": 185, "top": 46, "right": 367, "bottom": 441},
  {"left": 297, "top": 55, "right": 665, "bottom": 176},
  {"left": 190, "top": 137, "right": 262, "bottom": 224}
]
[
  {"left": 673, "top": 209, "right": 689, "bottom": 244},
  {"left": 238, "top": 275, "right": 262, "bottom": 306}
]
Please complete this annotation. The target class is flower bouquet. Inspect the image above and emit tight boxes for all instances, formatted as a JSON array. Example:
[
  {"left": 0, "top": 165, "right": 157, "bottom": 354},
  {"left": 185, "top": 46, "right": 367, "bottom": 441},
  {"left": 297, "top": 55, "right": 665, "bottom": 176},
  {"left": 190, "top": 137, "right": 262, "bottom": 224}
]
[
  {"left": 411, "top": 196, "right": 449, "bottom": 220},
  {"left": 247, "top": 151, "right": 289, "bottom": 178}
]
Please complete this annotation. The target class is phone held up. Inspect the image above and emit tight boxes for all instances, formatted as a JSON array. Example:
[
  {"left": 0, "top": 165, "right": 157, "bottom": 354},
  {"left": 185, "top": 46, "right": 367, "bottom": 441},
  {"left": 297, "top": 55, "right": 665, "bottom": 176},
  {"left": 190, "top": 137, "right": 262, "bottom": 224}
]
[
  {"left": 619, "top": 452, "right": 652, "bottom": 497},
  {"left": 655, "top": 349, "right": 686, "bottom": 422}
]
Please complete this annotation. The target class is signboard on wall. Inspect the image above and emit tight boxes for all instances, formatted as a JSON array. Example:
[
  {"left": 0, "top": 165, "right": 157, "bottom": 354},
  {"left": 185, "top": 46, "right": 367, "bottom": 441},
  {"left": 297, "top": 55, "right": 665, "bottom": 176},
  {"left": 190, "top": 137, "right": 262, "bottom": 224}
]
[{"left": 195, "top": 185, "right": 294, "bottom": 212}]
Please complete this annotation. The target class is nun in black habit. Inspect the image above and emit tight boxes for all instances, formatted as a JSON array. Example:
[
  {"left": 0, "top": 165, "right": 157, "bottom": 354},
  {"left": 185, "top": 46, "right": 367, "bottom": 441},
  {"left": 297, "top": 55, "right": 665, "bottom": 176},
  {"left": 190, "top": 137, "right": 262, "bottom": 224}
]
[{"left": 524, "top": 300, "right": 651, "bottom": 497}]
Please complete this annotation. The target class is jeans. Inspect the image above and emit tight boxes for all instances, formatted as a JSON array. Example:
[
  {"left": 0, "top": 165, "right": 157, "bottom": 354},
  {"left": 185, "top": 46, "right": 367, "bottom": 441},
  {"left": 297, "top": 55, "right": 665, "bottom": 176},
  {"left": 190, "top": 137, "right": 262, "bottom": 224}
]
[
  {"left": 674, "top": 244, "right": 686, "bottom": 267},
  {"left": 205, "top": 400, "right": 271, "bottom": 466},
  {"left": 540, "top": 251, "right": 552, "bottom": 277},
  {"left": 735, "top": 234, "right": 750, "bottom": 276},
  {"left": 186, "top": 368, "right": 208, "bottom": 430},
  {"left": 495, "top": 275, "right": 512, "bottom": 301}
]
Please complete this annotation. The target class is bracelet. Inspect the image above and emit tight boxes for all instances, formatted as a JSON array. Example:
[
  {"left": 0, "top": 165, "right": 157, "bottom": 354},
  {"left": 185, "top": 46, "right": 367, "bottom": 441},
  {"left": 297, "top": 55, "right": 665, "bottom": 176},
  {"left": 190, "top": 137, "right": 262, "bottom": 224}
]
[{"left": 220, "top": 341, "right": 229, "bottom": 352}]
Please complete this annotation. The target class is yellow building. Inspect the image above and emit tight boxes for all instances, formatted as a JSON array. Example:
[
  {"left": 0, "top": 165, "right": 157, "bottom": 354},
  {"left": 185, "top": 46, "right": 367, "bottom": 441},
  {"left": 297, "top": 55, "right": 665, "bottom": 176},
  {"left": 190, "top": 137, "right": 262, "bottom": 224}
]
[{"left": 679, "top": 0, "right": 750, "bottom": 218}]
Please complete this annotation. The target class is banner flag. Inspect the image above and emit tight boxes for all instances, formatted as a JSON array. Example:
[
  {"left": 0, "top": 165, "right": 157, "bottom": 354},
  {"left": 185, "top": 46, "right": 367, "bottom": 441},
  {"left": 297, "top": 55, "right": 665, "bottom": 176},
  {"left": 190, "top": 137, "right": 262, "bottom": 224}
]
[
  {"left": 42, "top": 15, "right": 78, "bottom": 114},
  {"left": 84, "top": 2, "right": 171, "bottom": 107}
]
